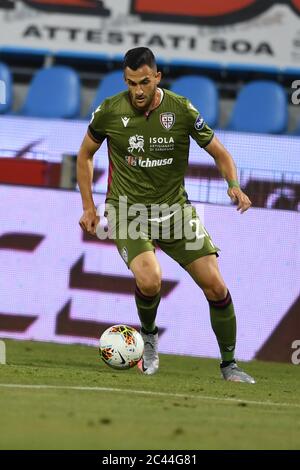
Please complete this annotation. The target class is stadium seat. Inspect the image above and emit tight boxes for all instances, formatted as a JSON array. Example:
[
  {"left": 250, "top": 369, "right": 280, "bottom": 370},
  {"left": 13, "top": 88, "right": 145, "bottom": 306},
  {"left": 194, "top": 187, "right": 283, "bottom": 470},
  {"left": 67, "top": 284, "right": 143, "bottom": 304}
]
[
  {"left": 20, "top": 66, "right": 81, "bottom": 119},
  {"left": 228, "top": 80, "right": 288, "bottom": 134},
  {"left": 170, "top": 75, "right": 219, "bottom": 128},
  {"left": 86, "top": 70, "right": 125, "bottom": 118},
  {"left": 0, "top": 62, "right": 12, "bottom": 114}
]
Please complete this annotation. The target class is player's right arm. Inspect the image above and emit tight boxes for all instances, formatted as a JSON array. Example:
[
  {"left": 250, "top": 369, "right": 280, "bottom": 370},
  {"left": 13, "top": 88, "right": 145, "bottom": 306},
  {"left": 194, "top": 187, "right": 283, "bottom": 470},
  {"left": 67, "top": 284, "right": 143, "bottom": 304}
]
[
  {"left": 77, "top": 132, "right": 102, "bottom": 235},
  {"left": 77, "top": 100, "right": 108, "bottom": 235}
]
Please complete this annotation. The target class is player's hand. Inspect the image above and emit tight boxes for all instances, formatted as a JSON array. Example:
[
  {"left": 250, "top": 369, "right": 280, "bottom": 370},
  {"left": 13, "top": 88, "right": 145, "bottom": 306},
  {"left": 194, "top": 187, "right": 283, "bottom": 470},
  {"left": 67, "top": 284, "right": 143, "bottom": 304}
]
[
  {"left": 227, "top": 187, "right": 252, "bottom": 213},
  {"left": 79, "top": 207, "right": 100, "bottom": 235}
]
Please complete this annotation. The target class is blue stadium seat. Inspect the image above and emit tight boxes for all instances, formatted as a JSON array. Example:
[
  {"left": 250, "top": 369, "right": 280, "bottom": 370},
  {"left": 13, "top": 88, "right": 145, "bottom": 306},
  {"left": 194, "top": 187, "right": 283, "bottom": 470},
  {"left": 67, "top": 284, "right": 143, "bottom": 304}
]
[
  {"left": 20, "top": 66, "right": 81, "bottom": 119},
  {"left": 0, "top": 62, "right": 12, "bottom": 114},
  {"left": 86, "top": 70, "right": 125, "bottom": 119},
  {"left": 170, "top": 75, "right": 219, "bottom": 128},
  {"left": 228, "top": 80, "right": 288, "bottom": 134}
]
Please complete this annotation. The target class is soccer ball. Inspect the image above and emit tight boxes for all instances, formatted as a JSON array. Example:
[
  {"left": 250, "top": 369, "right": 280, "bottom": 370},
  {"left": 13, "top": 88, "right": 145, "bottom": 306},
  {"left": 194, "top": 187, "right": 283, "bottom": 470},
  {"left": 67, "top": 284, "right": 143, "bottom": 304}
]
[{"left": 99, "top": 324, "right": 144, "bottom": 370}]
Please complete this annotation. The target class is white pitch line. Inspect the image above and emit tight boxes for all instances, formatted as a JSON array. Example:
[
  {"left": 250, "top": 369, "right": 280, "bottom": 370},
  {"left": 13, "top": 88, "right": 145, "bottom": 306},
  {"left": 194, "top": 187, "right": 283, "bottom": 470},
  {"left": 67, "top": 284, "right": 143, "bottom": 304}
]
[{"left": 0, "top": 383, "right": 299, "bottom": 409}]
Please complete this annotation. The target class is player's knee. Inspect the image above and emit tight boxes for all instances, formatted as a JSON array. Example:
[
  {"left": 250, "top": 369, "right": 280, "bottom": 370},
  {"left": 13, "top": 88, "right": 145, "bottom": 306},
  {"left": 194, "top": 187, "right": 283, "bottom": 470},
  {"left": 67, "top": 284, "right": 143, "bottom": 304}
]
[
  {"left": 204, "top": 282, "right": 228, "bottom": 301},
  {"left": 136, "top": 272, "right": 161, "bottom": 297}
]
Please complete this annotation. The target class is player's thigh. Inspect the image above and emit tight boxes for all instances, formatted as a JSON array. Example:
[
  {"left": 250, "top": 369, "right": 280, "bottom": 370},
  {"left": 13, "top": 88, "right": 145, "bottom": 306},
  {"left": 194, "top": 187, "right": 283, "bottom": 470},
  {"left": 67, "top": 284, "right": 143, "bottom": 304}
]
[
  {"left": 106, "top": 204, "right": 155, "bottom": 268},
  {"left": 130, "top": 251, "right": 162, "bottom": 294},
  {"left": 109, "top": 213, "right": 161, "bottom": 293},
  {"left": 156, "top": 203, "right": 219, "bottom": 266},
  {"left": 185, "top": 254, "right": 227, "bottom": 298},
  {"left": 115, "top": 234, "right": 155, "bottom": 269}
]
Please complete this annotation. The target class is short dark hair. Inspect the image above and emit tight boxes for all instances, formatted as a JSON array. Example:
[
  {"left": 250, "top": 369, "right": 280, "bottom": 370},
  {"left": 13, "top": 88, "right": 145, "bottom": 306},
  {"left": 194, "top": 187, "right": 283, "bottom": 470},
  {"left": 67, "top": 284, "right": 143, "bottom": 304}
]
[{"left": 123, "top": 47, "right": 157, "bottom": 71}]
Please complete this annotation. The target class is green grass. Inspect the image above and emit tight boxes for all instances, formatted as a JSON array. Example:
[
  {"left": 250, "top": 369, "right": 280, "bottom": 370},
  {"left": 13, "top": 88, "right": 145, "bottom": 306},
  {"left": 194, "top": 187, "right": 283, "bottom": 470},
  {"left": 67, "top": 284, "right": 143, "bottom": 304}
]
[{"left": 0, "top": 339, "right": 299, "bottom": 450}]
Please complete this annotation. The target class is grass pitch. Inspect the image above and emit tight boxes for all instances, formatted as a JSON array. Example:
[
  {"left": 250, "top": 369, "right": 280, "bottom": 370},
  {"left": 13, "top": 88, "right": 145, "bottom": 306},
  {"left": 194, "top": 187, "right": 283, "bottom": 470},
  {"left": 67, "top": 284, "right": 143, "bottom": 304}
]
[{"left": 0, "top": 339, "right": 299, "bottom": 450}]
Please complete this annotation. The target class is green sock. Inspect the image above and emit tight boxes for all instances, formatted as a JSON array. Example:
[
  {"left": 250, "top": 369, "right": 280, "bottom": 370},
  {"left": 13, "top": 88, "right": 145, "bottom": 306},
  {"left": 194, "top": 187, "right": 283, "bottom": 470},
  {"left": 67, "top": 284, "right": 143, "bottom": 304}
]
[
  {"left": 208, "top": 290, "right": 236, "bottom": 362},
  {"left": 135, "top": 285, "right": 161, "bottom": 333}
]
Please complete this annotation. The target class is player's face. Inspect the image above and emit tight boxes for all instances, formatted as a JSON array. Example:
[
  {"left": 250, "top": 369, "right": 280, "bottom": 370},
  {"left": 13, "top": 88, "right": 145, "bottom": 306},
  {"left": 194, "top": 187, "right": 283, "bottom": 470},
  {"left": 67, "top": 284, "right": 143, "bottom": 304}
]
[{"left": 124, "top": 65, "right": 161, "bottom": 111}]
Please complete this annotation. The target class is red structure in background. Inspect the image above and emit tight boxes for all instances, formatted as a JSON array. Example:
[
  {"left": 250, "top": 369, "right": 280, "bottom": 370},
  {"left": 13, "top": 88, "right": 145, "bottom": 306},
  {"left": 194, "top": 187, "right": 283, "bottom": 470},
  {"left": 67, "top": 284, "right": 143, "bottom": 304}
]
[
  {"left": 0, "top": 158, "right": 103, "bottom": 189},
  {"left": 0, "top": 158, "right": 61, "bottom": 187},
  {"left": 1, "top": 0, "right": 111, "bottom": 15},
  {"left": 1, "top": 0, "right": 299, "bottom": 21},
  {"left": 135, "top": 0, "right": 257, "bottom": 16},
  {"left": 132, "top": 0, "right": 300, "bottom": 24}
]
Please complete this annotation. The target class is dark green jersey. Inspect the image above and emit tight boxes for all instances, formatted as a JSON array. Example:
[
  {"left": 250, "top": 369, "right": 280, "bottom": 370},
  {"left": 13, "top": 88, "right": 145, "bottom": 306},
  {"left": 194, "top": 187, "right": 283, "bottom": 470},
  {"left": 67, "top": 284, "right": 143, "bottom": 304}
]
[{"left": 88, "top": 88, "right": 214, "bottom": 206}]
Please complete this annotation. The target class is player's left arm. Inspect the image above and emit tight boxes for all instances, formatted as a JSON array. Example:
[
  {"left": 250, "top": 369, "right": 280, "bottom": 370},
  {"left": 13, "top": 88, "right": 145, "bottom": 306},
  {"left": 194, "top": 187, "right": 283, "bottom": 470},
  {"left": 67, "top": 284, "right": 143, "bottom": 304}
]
[{"left": 204, "top": 135, "right": 252, "bottom": 213}]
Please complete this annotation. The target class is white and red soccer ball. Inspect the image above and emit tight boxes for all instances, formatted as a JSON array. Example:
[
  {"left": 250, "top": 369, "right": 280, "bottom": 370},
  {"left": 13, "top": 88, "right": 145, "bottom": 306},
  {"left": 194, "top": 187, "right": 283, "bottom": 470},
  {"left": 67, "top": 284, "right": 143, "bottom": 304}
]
[{"left": 99, "top": 324, "right": 144, "bottom": 370}]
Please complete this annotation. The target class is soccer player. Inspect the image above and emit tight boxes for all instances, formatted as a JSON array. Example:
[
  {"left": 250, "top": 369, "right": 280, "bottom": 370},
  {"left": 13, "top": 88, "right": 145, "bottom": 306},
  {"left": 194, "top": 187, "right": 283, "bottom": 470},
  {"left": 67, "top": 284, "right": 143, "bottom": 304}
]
[{"left": 77, "top": 47, "right": 255, "bottom": 383}]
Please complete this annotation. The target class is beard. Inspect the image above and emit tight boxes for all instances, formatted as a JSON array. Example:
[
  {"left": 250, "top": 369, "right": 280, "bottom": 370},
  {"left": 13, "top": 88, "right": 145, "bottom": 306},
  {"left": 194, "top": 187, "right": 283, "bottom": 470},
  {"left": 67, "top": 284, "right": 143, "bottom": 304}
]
[{"left": 131, "top": 88, "right": 156, "bottom": 111}]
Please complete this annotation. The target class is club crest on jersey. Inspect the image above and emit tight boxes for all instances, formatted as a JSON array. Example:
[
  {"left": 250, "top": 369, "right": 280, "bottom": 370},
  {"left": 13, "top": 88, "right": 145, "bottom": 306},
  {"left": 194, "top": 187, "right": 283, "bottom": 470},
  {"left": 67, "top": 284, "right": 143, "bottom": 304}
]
[
  {"left": 194, "top": 114, "right": 205, "bottom": 131},
  {"left": 160, "top": 112, "right": 175, "bottom": 130}
]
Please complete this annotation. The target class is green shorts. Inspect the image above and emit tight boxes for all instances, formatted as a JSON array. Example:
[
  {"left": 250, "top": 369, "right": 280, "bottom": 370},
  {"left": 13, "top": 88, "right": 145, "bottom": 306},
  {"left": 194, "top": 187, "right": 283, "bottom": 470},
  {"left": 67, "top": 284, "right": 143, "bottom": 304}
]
[{"left": 105, "top": 202, "right": 219, "bottom": 268}]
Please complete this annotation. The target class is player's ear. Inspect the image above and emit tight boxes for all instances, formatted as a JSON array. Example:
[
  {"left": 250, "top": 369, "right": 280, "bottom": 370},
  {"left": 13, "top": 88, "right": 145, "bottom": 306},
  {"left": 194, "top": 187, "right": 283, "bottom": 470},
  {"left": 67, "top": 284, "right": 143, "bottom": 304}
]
[{"left": 155, "top": 71, "right": 162, "bottom": 84}]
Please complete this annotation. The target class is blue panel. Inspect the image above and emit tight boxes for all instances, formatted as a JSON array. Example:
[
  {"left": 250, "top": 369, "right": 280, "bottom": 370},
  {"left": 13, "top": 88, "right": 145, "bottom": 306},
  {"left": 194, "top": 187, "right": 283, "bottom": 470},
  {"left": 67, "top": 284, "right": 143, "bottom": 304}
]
[
  {"left": 226, "top": 63, "right": 279, "bottom": 75},
  {"left": 54, "top": 50, "right": 109, "bottom": 62},
  {"left": 170, "top": 59, "right": 222, "bottom": 71},
  {"left": 0, "top": 46, "right": 50, "bottom": 57},
  {"left": 281, "top": 67, "right": 300, "bottom": 76}
]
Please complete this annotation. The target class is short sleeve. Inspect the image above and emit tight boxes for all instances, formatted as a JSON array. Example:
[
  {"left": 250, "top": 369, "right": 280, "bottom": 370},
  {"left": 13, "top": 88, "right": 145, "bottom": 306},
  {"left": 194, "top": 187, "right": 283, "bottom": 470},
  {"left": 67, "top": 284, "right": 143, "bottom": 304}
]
[
  {"left": 87, "top": 100, "right": 108, "bottom": 144},
  {"left": 185, "top": 99, "right": 214, "bottom": 148}
]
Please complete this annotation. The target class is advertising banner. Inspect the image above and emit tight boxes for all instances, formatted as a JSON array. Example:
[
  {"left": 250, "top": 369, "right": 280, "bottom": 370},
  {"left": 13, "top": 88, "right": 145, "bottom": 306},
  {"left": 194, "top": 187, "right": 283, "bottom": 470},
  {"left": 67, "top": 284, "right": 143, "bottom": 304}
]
[
  {"left": 0, "top": 185, "right": 299, "bottom": 362},
  {"left": 0, "top": 1, "right": 300, "bottom": 70},
  {"left": 1, "top": 115, "right": 300, "bottom": 210}
]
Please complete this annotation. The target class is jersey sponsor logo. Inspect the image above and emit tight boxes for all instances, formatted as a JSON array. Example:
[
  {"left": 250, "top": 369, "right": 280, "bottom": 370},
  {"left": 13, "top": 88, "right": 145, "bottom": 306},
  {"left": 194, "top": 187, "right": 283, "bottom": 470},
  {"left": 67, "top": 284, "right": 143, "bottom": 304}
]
[
  {"left": 149, "top": 137, "right": 174, "bottom": 144},
  {"left": 128, "top": 135, "right": 145, "bottom": 153},
  {"left": 149, "top": 136, "right": 175, "bottom": 152},
  {"left": 125, "top": 156, "right": 138, "bottom": 167},
  {"left": 160, "top": 112, "right": 175, "bottom": 130},
  {"left": 140, "top": 157, "right": 173, "bottom": 168},
  {"left": 121, "top": 116, "right": 130, "bottom": 127},
  {"left": 194, "top": 114, "right": 205, "bottom": 131},
  {"left": 125, "top": 156, "right": 174, "bottom": 168}
]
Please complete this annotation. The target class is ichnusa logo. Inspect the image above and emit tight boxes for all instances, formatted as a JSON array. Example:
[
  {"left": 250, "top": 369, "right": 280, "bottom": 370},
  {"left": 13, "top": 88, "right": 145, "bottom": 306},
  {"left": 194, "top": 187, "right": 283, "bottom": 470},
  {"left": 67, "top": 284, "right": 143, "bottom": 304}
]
[{"left": 125, "top": 156, "right": 174, "bottom": 168}]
